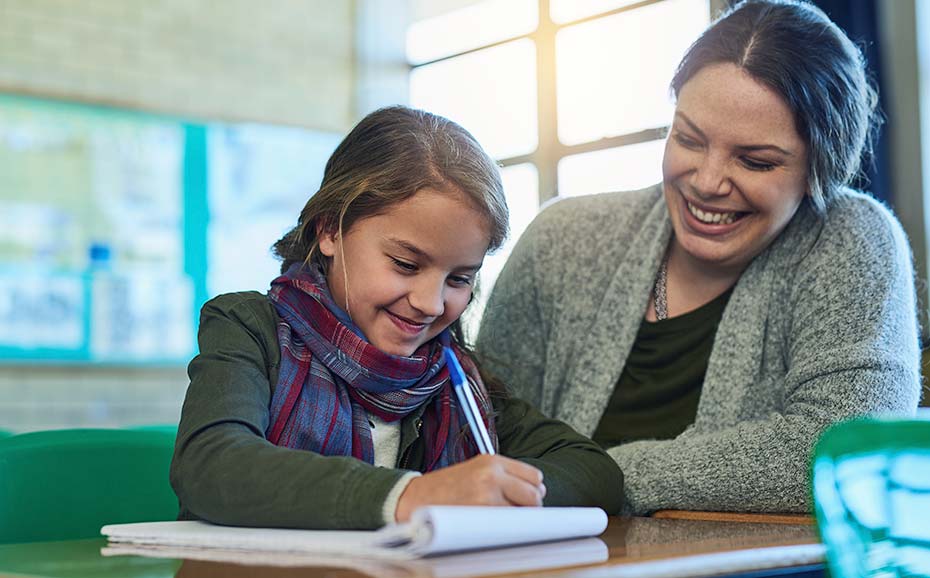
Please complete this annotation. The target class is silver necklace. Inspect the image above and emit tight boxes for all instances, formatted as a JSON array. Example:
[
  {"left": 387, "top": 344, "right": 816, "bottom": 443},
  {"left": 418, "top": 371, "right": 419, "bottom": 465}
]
[{"left": 653, "top": 254, "right": 669, "bottom": 321}]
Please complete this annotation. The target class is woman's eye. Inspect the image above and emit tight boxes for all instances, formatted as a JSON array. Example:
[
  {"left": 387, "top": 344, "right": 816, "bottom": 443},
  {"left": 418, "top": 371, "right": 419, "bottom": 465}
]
[
  {"left": 741, "top": 157, "right": 776, "bottom": 172},
  {"left": 673, "top": 132, "right": 701, "bottom": 149},
  {"left": 391, "top": 258, "right": 417, "bottom": 272}
]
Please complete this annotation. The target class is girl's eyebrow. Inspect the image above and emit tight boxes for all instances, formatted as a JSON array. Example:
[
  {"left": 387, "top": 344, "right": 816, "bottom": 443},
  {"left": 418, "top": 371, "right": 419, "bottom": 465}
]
[
  {"left": 675, "top": 111, "right": 794, "bottom": 157},
  {"left": 385, "top": 237, "right": 483, "bottom": 271}
]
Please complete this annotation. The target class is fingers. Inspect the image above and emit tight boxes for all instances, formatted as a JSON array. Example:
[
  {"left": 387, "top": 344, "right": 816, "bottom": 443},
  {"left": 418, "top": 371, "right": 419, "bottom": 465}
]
[
  {"left": 499, "top": 456, "right": 544, "bottom": 486},
  {"left": 500, "top": 474, "right": 546, "bottom": 506},
  {"left": 488, "top": 456, "right": 545, "bottom": 506}
]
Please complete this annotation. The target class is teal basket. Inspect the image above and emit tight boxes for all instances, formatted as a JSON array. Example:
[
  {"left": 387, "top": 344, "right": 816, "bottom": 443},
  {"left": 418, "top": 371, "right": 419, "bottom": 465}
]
[{"left": 812, "top": 418, "right": 930, "bottom": 578}]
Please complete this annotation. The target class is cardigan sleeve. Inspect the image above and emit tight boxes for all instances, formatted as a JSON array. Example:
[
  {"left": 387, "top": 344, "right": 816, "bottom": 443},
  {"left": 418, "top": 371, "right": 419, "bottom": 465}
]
[
  {"left": 475, "top": 209, "right": 551, "bottom": 412},
  {"left": 608, "top": 198, "right": 922, "bottom": 514},
  {"left": 170, "top": 294, "right": 408, "bottom": 530}
]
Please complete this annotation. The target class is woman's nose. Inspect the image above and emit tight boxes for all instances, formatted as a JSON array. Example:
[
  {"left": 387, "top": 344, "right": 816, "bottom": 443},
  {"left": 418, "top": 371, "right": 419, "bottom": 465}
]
[{"left": 691, "top": 153, "right": 731, "bottom": 197}]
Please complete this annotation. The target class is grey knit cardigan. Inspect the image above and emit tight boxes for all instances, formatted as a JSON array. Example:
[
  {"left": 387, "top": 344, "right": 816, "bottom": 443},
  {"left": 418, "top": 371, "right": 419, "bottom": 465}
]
[{"left": 475, "top": 184, "right": 921, "bottom": 515}]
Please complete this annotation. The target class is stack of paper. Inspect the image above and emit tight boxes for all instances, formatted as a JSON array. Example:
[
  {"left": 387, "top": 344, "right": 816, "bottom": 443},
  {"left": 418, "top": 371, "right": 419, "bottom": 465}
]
[{"left": 101, "top": 506, "right": 608, "bottom": 560}]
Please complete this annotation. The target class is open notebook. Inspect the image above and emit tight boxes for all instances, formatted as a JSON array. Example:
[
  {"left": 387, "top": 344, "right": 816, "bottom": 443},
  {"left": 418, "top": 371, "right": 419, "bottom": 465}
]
[{"left": 101, "top": 506, "right": 608, "bottom": 560}]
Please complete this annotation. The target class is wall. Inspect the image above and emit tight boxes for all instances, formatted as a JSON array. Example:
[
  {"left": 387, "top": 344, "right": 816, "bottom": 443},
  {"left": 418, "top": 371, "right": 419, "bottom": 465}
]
[
  {"left": 0, "top": 0, "right": 359, "bottom": 432},
  {"left": 880, "top": 0, "right": 929, "bottom": 331},
  {"left": 0, "top": 0, "right": 356, "bottom": 131}
]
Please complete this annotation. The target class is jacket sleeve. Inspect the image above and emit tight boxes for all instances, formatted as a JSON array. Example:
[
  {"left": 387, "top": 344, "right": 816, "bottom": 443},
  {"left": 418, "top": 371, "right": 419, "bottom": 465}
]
[
  {"left": 609, "top": 201, "right": 922, "bottom": 514},
  {"left": 495, "top": 394, "right": 625, "bottom": 514},
  {"left": 169, "top": 295, "right": 407, "bottom": 530}
]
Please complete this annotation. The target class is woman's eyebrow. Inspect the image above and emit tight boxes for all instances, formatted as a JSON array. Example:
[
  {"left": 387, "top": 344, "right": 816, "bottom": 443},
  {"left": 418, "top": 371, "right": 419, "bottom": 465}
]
[
  {"left": 675, "top": 111, "right": 793, "bottom": 157},
  {"left": 674, "top": 111, "right": 708, "bottom": 140}
]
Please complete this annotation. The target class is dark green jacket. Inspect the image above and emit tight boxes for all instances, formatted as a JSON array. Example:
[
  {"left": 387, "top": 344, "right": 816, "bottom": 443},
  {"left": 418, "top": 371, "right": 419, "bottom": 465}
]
[{"left": 170, "top": 292, "right": 624, "bottom": 530}]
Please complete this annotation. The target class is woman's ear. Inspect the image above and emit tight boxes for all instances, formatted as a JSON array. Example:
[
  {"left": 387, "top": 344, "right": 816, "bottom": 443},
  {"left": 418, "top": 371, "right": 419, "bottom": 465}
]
[{"left": 317, "top": 224, "right": 339, "bottom": 258}]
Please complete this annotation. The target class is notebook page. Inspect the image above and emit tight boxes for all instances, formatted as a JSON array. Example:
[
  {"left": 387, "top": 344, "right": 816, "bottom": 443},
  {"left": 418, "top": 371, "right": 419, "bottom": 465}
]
[{"left": 407, "top": 506, "right": 608, "bottom": 555}]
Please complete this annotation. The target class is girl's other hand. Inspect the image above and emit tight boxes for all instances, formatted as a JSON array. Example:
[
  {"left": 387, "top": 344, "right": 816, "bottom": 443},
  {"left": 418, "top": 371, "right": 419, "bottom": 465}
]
[{"left": 394, "top": 455, "right": 546, "bottom": 522}]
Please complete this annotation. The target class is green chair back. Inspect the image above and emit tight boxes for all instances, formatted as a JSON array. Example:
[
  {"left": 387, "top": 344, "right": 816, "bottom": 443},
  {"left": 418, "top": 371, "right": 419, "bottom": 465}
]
[
  {"left": 0, "top": 428, "right": 179, "bottom": 544},
  {"left": 812, "top": 418, "right": 930, "bottom": 578}
]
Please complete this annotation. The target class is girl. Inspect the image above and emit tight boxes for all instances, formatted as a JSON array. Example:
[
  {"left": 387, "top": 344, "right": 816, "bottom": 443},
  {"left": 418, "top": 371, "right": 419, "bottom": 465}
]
[{"left": 170, "top": 106, "right": 624, "bottom": 529}]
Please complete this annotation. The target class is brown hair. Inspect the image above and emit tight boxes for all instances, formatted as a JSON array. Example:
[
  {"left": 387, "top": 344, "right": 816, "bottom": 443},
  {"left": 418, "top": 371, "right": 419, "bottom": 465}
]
[{"left": 273, "top": 105, "right": 508, "bottom": 272}]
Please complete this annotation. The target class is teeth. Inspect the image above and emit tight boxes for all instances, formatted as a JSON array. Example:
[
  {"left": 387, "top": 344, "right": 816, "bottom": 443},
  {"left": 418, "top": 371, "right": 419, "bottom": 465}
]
[{"left": 687, "top": 201, "right": 738, "bottom": 225}]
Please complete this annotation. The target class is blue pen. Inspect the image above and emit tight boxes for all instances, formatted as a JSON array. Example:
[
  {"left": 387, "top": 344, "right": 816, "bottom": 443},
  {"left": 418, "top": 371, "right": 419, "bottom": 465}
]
[{"left": 443, "top": 346, "right": 495, "bottom": 455}]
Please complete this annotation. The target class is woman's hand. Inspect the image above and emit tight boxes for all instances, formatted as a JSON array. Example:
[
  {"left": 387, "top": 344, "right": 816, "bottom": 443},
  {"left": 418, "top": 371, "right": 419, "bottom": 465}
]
[{"left": 394, "top": 455, "right": 546, "bottom": 522}]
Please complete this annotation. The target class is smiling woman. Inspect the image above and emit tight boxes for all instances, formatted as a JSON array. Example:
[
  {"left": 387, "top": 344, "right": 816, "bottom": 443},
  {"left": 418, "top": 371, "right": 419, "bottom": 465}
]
[{"left": 477, "top": 0, "right": 921, "bottom": 515}]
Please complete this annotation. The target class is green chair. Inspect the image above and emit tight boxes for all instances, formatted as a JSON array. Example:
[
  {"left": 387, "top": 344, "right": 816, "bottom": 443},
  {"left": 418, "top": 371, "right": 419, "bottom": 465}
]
[
  {"left": 812, "top": 418, "right": 930, "bottom": 578},
  {"left": 0, "top": 428, "right": 179, "bottom": 544}
]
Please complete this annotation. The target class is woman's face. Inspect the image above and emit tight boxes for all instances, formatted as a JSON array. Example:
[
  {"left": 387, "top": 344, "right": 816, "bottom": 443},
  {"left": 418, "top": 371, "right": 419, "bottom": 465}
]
[{"left": 662, "top": 63, "right": 809, "bottom": 274}]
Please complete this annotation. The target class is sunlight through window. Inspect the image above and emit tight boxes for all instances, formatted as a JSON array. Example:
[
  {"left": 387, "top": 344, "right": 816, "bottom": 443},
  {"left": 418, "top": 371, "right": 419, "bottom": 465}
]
[
  {"left": 556, "top": 0, "right": 709, "bottom": 145},
  {"left": 410, "top": 39, "right": 538, "bottom": 160},
  {"left": 406, "top": 0, "right": 538, "bottom": 65},
  {"left": 558, "top": 139, "right": 666, "bottom": 198}
]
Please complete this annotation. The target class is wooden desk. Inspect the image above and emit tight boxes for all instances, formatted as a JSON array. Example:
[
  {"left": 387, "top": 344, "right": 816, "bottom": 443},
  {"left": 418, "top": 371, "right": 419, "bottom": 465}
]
[{"left": 0, "top": 516, "right": 824, "bottom": 578}]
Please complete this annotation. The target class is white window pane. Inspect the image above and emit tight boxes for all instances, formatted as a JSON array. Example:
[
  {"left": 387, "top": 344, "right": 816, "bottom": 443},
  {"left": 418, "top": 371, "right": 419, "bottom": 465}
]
[
  {"left": 550, "top": 0, "right": 644, "bottom": 24},
  {"left": 410, "top": 39, "right": 538, "bottom": 160},
  {"left": 556, "top": 0, "right": 709, "bottom": 146},
  {"left": 462, "top": 163, "right": 539, "bottom": 341},
  {"left": 407, "top": 0, "right": 538, "bottom": 65},
  {"left": 558, "top": 139, "right": 665, "bottom": 197}
]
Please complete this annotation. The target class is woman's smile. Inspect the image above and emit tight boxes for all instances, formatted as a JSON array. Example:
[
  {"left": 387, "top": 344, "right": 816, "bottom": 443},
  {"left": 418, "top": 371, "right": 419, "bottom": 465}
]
[{"left": 678, "top": 191, "right": 750, "bottom": 236}]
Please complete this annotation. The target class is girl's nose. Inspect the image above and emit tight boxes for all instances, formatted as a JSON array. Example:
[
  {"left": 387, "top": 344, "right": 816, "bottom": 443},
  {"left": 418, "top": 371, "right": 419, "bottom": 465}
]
[{"left": 408, "top": 276, "right": 445, "bottom": 318}]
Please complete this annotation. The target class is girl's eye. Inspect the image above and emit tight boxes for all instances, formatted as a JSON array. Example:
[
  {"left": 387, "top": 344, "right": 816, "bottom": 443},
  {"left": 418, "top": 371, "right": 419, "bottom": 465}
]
[
  {"left": 448, "top": 275, "right": 473, "bottom": 287},
  {"left": 391, "top": 257, "right": 417, "bottom": 272},
  {"left": 673, "top": 132, "right": 701, "bottom": 149},
  {"left": 741, "top": 157, "right": 776, "bottom": 172}
]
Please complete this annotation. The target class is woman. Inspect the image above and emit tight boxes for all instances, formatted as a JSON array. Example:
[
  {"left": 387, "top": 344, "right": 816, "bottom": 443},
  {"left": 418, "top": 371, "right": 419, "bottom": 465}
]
[{"left": 476, "top": 0, "right": 920, "bottom": 514}]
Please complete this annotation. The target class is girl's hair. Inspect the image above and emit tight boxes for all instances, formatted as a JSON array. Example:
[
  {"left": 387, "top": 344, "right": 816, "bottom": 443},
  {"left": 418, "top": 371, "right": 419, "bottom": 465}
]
[
  {"left": 670, "top": 0, "right": 880, "bottom": 213},
  {"left": 272, "top": 105, "right": 509, "bottom": 351},
  {"left": 274, "top": 105, "right": 508, "bottom": 270}
]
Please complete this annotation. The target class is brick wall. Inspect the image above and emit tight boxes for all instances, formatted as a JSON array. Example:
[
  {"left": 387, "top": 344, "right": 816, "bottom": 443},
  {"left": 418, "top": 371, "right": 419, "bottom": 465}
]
[{"left": 0, "top": 0, "right": 356, "bottom": 131}]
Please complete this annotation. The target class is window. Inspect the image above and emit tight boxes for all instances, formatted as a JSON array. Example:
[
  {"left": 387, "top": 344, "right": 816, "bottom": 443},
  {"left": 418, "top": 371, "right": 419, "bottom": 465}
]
[{"left": 408, "top": 0, "right": 711, "bottom": 339}]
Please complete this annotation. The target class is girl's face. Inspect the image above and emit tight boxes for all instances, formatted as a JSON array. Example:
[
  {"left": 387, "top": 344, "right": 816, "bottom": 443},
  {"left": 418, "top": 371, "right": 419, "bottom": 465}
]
[
  {"left": 319, "top": 186, "right": 490, "bottom": 357},
  {"left": 662, "top": 63, "right": 809, "bottom": 275}
]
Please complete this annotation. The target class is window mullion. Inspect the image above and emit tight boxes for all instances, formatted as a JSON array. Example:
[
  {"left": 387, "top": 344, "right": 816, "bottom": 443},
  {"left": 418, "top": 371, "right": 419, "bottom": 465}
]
[{"left": 534, "top": 0, "right": 559, "bottom": 203}]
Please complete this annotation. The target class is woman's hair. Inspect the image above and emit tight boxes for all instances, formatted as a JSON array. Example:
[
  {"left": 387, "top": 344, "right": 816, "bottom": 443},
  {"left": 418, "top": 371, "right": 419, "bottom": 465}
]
[
  {"left": 670, "top": 0, "right": 880, "bottom": 213},
  {"left": 274, "top": 105, "right": 508, "bottom": 271},
  {"left": 272, "top": 105, "right": 509, "bottom": 350}
]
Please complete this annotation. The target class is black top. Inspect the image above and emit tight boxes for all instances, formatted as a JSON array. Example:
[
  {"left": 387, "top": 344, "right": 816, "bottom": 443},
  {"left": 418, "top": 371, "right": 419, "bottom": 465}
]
[{"left": 591, "top": 289, "right": 732, "bottom": 448}]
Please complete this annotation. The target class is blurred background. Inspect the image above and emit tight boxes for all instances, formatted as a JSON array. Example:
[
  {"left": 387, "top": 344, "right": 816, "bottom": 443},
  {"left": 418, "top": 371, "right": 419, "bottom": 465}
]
[{"left": 0, "top": 0, "right": 927, "bottom": 432}]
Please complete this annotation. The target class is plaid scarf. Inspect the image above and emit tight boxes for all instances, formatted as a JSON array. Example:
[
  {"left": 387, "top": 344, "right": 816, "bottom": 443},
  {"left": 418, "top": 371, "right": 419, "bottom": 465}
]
[{"left": 265, "top": 263, "right": 497, "bottom": 471}]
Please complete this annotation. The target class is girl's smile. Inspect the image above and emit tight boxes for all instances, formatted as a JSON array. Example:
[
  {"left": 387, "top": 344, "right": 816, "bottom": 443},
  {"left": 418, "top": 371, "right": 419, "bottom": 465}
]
[{"left": 318, "top": 185, "right": 491, "bottom": 357}]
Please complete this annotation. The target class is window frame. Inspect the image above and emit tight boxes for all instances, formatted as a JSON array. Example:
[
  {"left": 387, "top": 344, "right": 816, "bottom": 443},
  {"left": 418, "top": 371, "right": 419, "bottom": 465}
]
[{"left": 407, "top": 0, "right": 725, "bottom": 204}]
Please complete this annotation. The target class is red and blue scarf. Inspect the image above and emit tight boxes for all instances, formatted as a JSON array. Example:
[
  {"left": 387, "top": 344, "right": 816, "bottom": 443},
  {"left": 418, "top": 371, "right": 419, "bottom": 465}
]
[{"left": 265, "top": 263, "right": 497, "bottom": 471}]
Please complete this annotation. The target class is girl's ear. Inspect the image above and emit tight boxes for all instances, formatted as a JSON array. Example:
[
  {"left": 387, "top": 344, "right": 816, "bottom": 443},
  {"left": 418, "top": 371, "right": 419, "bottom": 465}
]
[{"left": 317, "top": 223, "right": 339, "bottom": 258}]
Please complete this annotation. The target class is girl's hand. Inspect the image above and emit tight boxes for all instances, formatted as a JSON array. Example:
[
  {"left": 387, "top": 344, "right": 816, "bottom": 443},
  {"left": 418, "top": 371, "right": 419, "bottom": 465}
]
[{"left": 394, "top": 455, "right": 546, "bottom": 522}]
